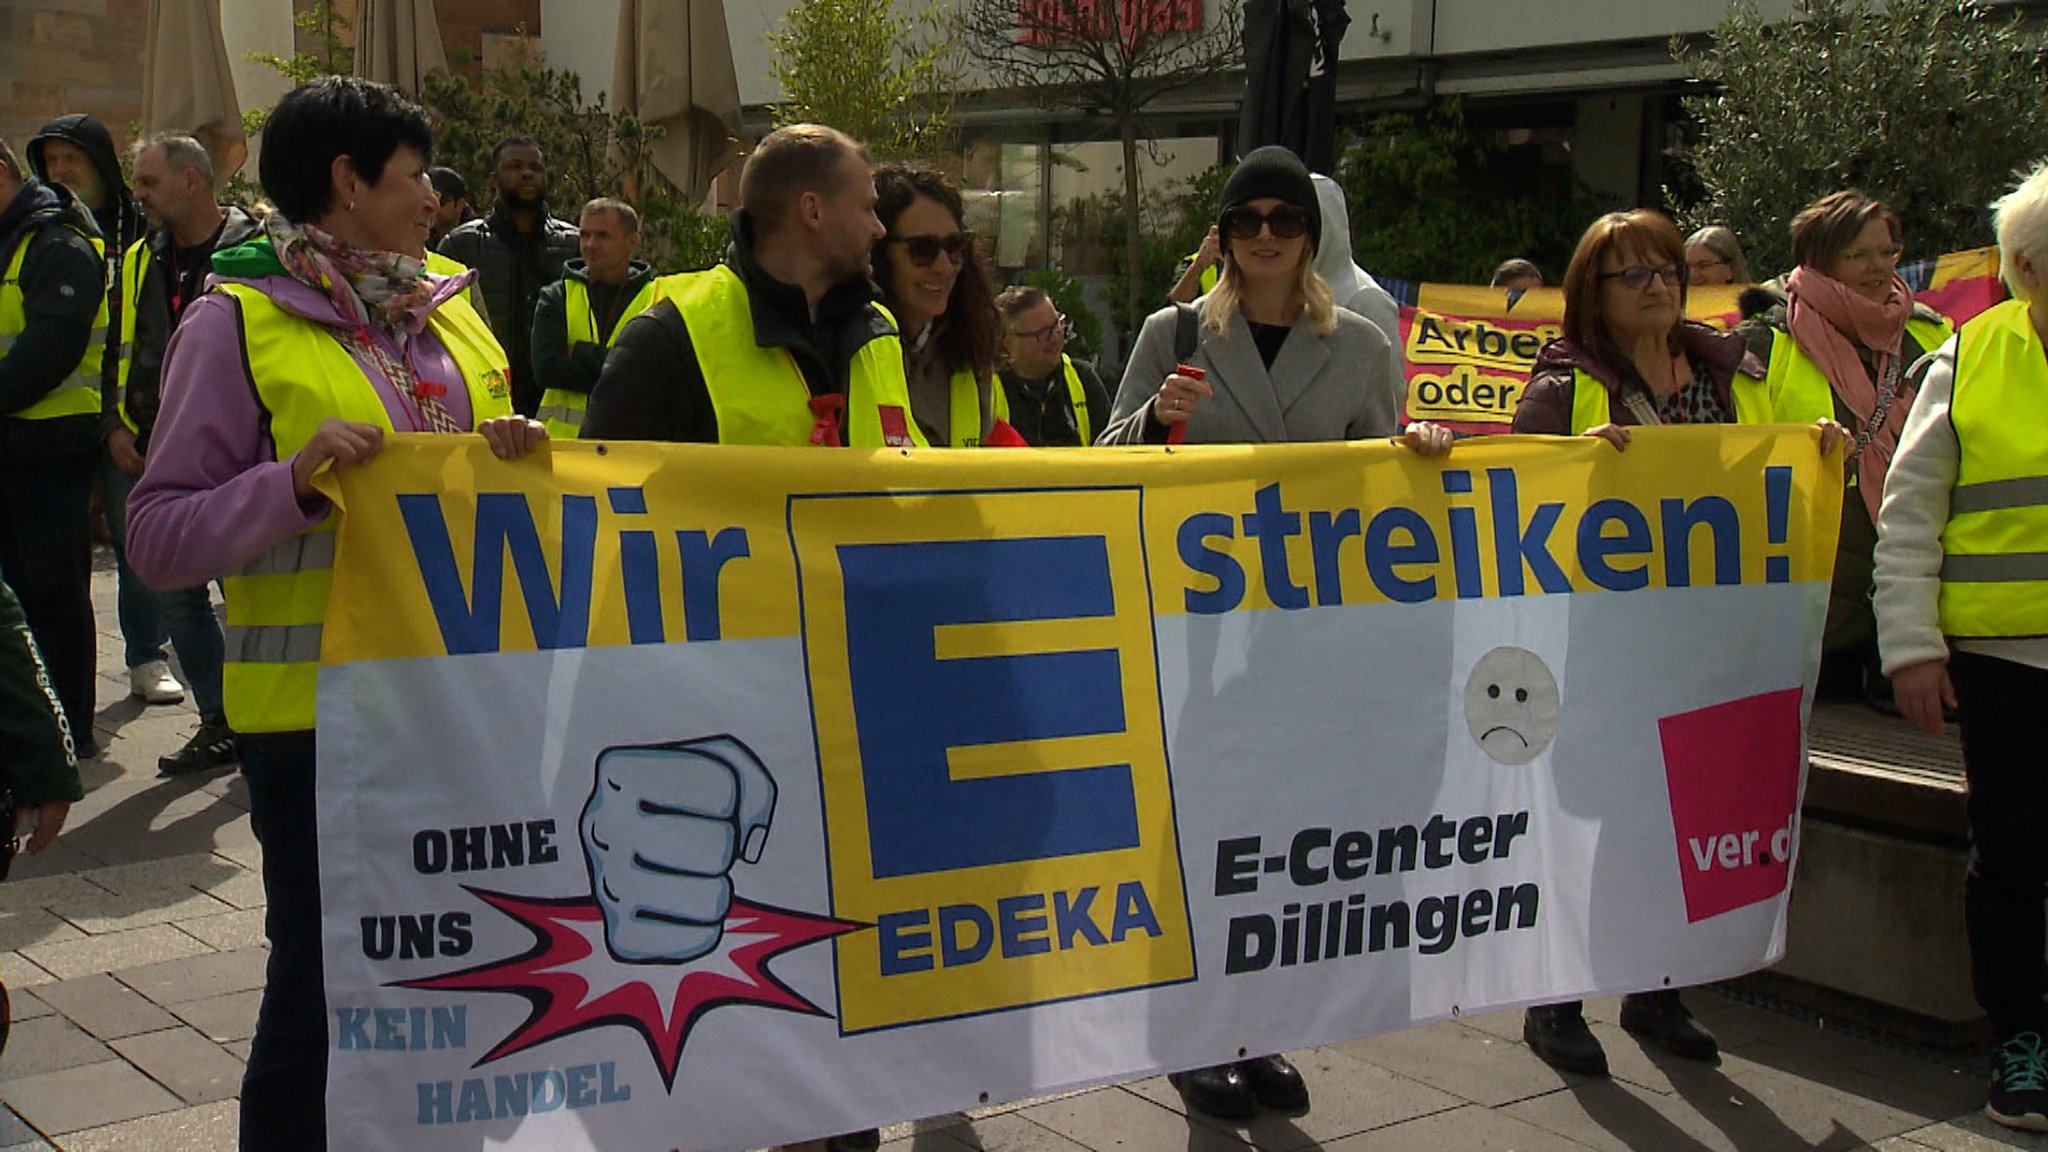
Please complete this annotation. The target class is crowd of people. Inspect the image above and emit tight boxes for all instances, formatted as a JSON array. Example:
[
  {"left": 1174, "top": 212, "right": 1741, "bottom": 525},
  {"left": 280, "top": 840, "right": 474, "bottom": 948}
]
[{"left": 1, "top": 69, "right": 2046, "bottom": 1144}]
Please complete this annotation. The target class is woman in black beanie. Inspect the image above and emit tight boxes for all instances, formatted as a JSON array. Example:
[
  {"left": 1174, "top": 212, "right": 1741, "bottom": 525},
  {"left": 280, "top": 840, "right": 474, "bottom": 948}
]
[
  {"left": 1098, "top": 146, "right": 1445, "bottom": 453},
  {"left": 1100, "top": 146, "right": 1449, "bottom": 1122}
]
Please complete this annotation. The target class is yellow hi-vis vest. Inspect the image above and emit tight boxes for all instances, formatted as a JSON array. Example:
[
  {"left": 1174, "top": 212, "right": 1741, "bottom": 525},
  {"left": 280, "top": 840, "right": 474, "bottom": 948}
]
[
  {"left": 1186, "top": 251, "right": 1218, "bottom": 295},
  {"left": 214, "top": 282, "right": 512, "bottom": 733},
  {"left": 648, "top": 265, "right": 926, "bottom": 448},
  {"left": 113, "top": 235, "right": 148, "bottom": 432},
  {"left": 538, "top": 276, "right": 657, "bottom": 439},
  {"left": 945, "top": 365, "right": 1011, "bottom": 448},
  {"left": 1568, "top": 365, "right": 1771, "bottom": 434},
  {"left": 1059, "top": 354, "right": 1092, "bottom": 445},
  {"left": 1937, "top": 298, "right": 2048, "bottom": 639},
  {"left": 0, "top": 221, "right": 108, "bottom": 420},
  {"left": 1762, "top": 315, "right": 1955, "bottom": 434}
]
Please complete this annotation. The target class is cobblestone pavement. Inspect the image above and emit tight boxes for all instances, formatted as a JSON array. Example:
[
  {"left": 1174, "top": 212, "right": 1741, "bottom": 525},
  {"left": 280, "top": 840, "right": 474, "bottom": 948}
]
[{"left": 1, "top": 569, "right": 2041, "bottom": 1151}]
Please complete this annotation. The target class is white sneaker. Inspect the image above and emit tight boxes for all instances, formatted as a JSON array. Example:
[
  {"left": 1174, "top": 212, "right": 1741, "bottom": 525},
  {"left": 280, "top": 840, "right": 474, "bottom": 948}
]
[{"left": 129, "top": 660, "right": 186, "bottom": 705}]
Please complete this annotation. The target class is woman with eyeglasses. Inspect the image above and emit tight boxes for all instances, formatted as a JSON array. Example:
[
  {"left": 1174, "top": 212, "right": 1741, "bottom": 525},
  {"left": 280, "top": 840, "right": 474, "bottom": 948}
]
[
  {"left": 1684, "top": 225, "right": 1749, "bottom": 287},
  {"left": 1099, "top": 146, "right": 1446, "bottom": 455},
  {"left": 871, "top": 164, "right": 1018, "bottom": 447},
  {"left": 1736, "top": 191, "right": 1953, "bottom": 712},
  {"left": 1510, "top": 208, "right": 1844, "bottom": 1079},
  {"left": 1099, "top": 146, "right": 1446, "bottom": 1124}
]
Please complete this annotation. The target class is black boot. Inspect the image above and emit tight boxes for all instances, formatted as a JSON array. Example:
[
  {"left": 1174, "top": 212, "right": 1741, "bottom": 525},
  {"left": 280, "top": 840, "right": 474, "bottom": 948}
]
[
  {"left": 1236, "top": 1053, "right": 1308, "bottom": 1111},
  {"left": 1620, "top": 989, "right": 1719, "bottom": 1061},
  {"left": 1524, "top": 1001, "right": 1608, "bottom": 1077},
  {"left": 1169, "top": 1063, "right": 1259, "bottom": 1119}
]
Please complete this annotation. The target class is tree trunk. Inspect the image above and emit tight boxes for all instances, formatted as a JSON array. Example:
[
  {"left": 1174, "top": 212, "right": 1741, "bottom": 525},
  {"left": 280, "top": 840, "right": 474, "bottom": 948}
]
[{"left": 1119, "top": 107, "right": 1144, "bottom": 343}]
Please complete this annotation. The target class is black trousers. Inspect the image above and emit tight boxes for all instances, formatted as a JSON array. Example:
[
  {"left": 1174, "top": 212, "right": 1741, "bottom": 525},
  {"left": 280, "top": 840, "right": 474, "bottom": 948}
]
[
  {"left": 1953, "top": 651, "right": 2048, "bottom": 1041},
  {"left": 0, "top": 453, "right": 97, "bottom": 744},
  {"left": 238, "top": 731, "right": 327, "bottom": 1151}
]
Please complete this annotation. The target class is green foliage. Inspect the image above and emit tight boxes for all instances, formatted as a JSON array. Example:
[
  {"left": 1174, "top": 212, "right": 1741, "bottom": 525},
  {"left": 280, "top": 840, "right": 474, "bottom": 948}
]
[
  {"left": 767, "top": 0, "right": 961, "bottom": 160},
  {"left": 1674, "top": 0, "right": 2048, "bottom": 276},
  {"left": 1331, "top": 101, "right": 1595, "bottom": 285},
  {"left": 1019, "top": 267, "right": 1102, "bottom": 362},
  {"left": 1073, "top": 163, "right": 1228, "bottom": 343},
  {"left": 247, "top": 1, "right": 354, "bottom": 86}
]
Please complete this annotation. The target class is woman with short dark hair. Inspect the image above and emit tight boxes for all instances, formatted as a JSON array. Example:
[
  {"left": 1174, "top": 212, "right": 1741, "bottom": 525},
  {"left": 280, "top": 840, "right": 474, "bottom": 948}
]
[
  {"left": 126, "top": 76, "right": 545, "bottom": 1151},
  {"left": 1738, "top": 190, "right": 1953, "bottom": 711}
]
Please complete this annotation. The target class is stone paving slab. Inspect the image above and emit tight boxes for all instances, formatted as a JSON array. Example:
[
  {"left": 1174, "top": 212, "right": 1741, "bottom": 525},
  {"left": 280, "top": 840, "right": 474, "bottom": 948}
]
[
  {"left": 27, "top": 973, "right": 179, "bottom": 1041},
  {"left": 17, "top": 924, "right": 211, "bottom": 981},
  {"left": 108, "top": 1026, "right": 244, "bottom": 1104},
  {"left": 50, "top": 1100, "right": 239, "bottom": 1152},
  {"left": 0, "top": 1058, "right": 182, "bottom": 1136},
  {"left": 165, "top": 988, "right": 261, "bottom": 1044},
  {"left": 110, "top": 945, "right": 268, "bottom": 1005}
]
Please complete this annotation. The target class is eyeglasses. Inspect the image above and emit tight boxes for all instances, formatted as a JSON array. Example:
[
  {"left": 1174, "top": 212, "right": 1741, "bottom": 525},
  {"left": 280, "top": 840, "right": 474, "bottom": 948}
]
[
  {"left": 1686, "top": 256, "right": 1727, "bottom": 274},
  {"left": 1599, "top": 263, "right": 1684, "bottom": 291},
  {"left": 1841, "top": 245, "right": 1904, "bottom": 265},
  {"left": 1010, "top": 314, "right": 1069, "bottom": 343},
  {"left": 1221, "top": 205, "right": 1312, "bottom": 241},
  {"left": 886, "top": 232, "right": 972, "bottom": 267}
]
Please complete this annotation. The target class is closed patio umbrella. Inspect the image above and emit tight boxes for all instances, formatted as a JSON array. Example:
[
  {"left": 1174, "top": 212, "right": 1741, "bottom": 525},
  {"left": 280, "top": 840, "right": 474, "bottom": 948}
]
[
  {"left": 612, "top": 0, "right": 744, "bottom": 204},
  {"left": 142, "top": 0, "right": 246, "bottom": 179}
]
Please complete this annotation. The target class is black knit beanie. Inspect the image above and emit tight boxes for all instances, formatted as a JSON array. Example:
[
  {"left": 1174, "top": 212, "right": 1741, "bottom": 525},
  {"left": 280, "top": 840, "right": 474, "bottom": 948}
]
[{"left": 1217, "top": 146, "right": 1321, "bottom": 250}]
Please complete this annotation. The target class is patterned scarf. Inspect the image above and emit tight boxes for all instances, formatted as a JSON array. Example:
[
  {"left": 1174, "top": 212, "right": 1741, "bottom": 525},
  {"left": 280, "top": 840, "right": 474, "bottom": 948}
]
[{"left": 266, "top": 215, "right": 463, "bottom": 433}]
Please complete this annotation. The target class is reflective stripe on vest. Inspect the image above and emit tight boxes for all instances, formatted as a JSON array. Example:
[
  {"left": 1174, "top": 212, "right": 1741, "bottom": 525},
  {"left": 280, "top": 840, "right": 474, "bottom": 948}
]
[
  {"left": 651, "top": 265, "right": 927, "bottom": 448},
  {"left": 1937, "top": 298, "right": 2048, "bottom": 638},
  {"left": 1762, "top": 317, "right": 1953, "bottom": 432},
  {"left": 538, "top": 277, "right": 658, "bottom": 439},
  {"left": 945, "top": 365, "right": 1011, "bottom": 448},
  {"left": 0, "top": 222, "right": 108, "bottom": 420},
  {"left": 1567, "top": 366, "right": 1771, "bottom": 434},
  {"left": 214, "top": 282, "right": 512, "bottom": 733},
  {"left": 1062, "top": 354, "right": 1092, "bottom": 445}
]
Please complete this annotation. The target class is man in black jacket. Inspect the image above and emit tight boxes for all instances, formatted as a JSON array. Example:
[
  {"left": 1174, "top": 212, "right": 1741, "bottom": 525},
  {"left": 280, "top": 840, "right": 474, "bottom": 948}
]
[
  {"left": 27, "top": 115, "right": 178, "bottom": 710},
  {"left": 118, "top": 133, "right": 260, "bottom": 777},
  {"left": 437, "top": 135, "right": 579, "bottom": 416},
  {"left": 995, "top": 285, "right": 1110, "bottom": 446},
  {"left": 0, "top": 138, "right": 107, "bottom": 756},
  {"left": 581, "top": 124, "right": 908, "bottom": 447},
  {"left": 531, "top": 198, "right": 657, "bottom": 438}
]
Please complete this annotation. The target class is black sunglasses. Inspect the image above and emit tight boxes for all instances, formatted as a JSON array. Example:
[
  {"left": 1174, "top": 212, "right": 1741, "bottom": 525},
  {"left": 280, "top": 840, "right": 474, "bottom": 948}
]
[
  {"left": 886, "top": 232, "right": 973, "bottom": 267},
  {"left": 1221, "top": 205, "right": 1311, "bottom": 241}
]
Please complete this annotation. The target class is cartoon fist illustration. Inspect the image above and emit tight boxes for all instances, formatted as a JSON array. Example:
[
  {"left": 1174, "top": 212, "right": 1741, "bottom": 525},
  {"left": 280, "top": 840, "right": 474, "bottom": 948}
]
[{"left": 580, "top": 736, "right": 777, "bottom": 963}]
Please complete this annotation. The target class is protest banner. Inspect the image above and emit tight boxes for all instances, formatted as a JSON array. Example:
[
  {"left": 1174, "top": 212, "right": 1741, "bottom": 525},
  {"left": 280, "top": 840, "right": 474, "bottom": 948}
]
[
  {"left": 314, "top": 430, "right": 1843, "bottom": 1149},
  {"left": 1397, "top": 245, "right": 2002, "bottom": 435}
]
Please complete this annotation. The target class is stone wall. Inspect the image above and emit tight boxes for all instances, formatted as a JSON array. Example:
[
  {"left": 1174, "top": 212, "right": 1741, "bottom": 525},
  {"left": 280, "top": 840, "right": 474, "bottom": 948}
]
[{"left": 0, "top": 0, "right": 149, "bottom": 166}]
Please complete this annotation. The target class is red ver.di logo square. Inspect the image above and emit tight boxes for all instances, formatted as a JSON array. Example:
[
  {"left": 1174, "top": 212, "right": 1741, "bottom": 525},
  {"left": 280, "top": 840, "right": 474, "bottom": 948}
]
[{"left": 1657, "top": 688, "right": 1803, "bottom": 924}]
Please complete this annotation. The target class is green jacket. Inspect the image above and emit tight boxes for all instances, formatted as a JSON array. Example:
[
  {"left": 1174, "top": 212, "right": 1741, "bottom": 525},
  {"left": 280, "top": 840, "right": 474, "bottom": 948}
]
[{"left": 0, "top": 575, "right": 81, "bottom": 806}]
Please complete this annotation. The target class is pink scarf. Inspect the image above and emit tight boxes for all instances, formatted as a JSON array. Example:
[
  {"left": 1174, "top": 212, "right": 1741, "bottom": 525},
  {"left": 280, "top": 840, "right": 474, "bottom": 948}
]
[{"left": 1785, "top": 266, "right": 1914, "bottom": 519}]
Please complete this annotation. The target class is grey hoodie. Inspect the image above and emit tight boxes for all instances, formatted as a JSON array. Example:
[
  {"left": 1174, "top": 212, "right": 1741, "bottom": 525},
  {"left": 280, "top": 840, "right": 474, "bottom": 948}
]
[{"left": 1312, "top": 174, "right": 1404, "bottom": 392}]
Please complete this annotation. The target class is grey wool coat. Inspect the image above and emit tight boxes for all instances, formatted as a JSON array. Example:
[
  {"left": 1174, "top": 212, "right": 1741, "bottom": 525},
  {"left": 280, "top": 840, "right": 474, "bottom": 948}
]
[{"left": 1099, "top": 299, "right": 1405, "bottom": 445}]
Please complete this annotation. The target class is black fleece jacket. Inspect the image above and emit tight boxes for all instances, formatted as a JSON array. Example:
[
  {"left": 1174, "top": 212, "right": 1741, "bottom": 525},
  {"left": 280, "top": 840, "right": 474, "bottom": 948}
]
[
  {"left": 29, "top": 114, "right": 144, "bottom": 420},
  {"left": 0, "top": 179, "right": 105, "bottom": 458}
]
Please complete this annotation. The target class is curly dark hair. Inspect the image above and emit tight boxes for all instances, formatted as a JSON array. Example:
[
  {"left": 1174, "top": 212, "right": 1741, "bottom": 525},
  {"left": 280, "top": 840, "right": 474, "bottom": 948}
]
[{"left": 871, "top": 164, "right": 999, "bottom": 381}]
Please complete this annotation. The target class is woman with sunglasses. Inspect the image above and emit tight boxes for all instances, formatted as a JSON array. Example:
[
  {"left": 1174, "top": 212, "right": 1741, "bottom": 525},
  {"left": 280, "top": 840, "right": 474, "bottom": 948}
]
[
  {"left": 871, "top": 164, "right": 1017, "bottom": 447},
  {"left": 1099, "top": 146, "right": 1445, "bottom": 455},
  {"left": 1510, "top": 208, "right": 1843, "bottom": 1078},
  {"left": 1100, "top": 146, "right": 1446, "bottom": 1123},
  {"left": 1737, "top": 191, "right": 1953, "bottom": 713}
]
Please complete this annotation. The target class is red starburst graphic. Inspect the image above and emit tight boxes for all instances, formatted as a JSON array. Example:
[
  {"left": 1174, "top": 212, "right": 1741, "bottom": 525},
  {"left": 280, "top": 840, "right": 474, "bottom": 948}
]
[{"left": 398, "top": 888, "right": 862, "bottom": 1090}]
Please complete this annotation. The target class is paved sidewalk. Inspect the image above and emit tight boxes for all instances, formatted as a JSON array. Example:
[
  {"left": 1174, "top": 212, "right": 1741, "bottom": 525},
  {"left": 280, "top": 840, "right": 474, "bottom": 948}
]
[{"left": 2, "top": 568, "right": 2044, "bottom": 1150}]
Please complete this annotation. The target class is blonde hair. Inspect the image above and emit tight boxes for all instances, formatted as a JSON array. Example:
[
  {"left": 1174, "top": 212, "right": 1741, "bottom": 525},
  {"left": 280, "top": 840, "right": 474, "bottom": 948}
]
[
  {"left": 1203, "top": 246, "right": 1336, "bottom": 336},
  {"left": 1993, "top": 160, "right": 2048, "bottom": 301}
]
